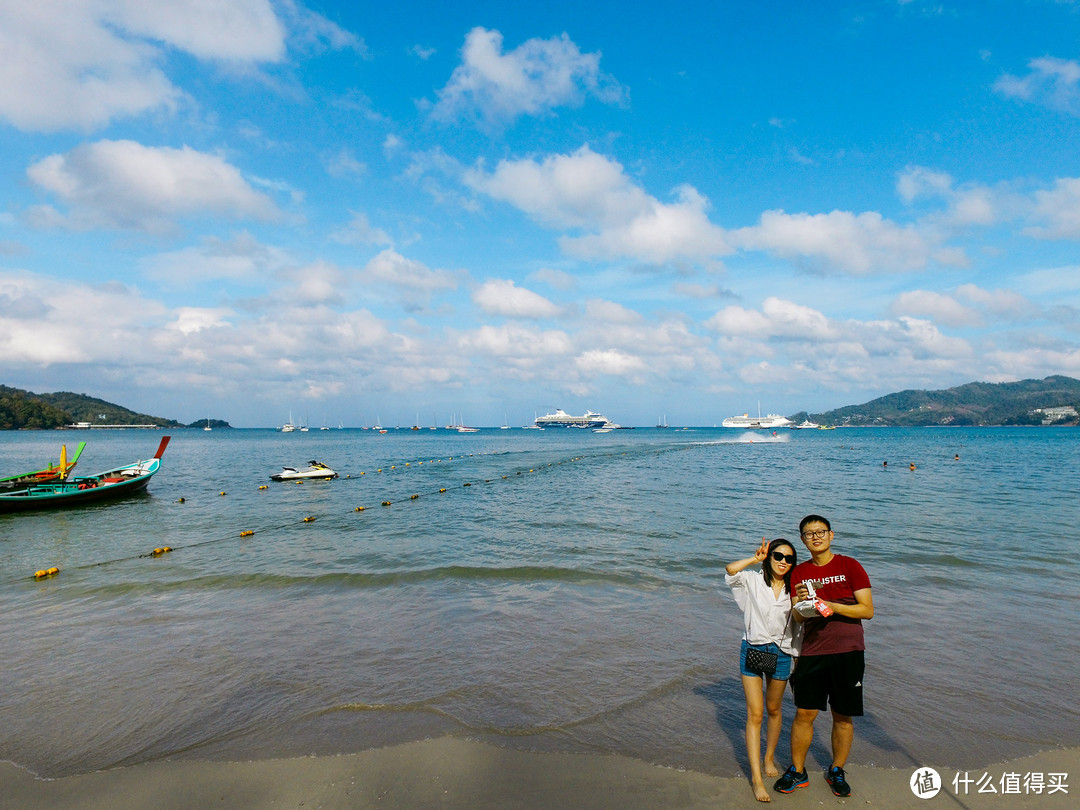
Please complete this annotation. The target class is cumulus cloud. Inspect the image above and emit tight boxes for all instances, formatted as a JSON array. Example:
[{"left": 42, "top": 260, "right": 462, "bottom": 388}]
[
  {"left": 457, "top": 323, "right": 574, "bottom": 359},
  {"left": 467, "top": 146, "right": 730, "bottom": 264},
  {"left": 995, "top": 56, "right": 1080, "bottom": 114},
  {"left": 897, "top": 165, "right": 1002, "bottom": 227},
  {"left": 706, "top": 297, "right": 834, "bottom": 339},
  {"left": 472, "top": 279, "right": 561, "bottom": 318},
  {"left": 731, "top": 209, "right": 952, "bottom": 275},
  {"left": 26, "top": 140, "right": 282, "bottom": 233},
  {"left": 575, "top": 348, "right": 647, "bottom": 378},
  {"left": 330, "top": 212, "right": 393, "bottom": 247},
  {"left": 430, "top": 27, "right": 626, "bottom": 125},
  {"left": 359, "top": 249, "right": 461, "bottom": 308},
  {"left": 1024, "top": 177, "right": 1080, "bottom": 239},
  {"left": 142, "top": 231, "right": 293, "bottom": 284},
  {"left": 890, "top": 289, "right": 983, "bottom": 327},
  {"left": 0, "top": 0, "right": 361, "bottom": 133}
]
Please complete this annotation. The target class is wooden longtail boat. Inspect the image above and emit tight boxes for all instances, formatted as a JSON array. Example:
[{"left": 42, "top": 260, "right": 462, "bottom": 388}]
[
  {"left": 0, "top": 442, "right": 87, "bottom": 491},
  {"left": 0, "top": 437, "right": 170, "bottom": 513}
]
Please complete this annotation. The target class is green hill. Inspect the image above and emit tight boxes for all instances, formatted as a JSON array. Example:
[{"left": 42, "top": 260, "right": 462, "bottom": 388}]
[
  {"left": 0, "top": 385, "right": 185, "bottom": 430},
  {"left": 797, "top": 375, "right": 1080, "bottom": 427}
]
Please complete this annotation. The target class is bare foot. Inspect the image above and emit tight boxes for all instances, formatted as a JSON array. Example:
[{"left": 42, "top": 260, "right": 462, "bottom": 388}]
[
  {"left": 764, "top": 760, "right": 780, "bottom": 778},
  {"left": 753, "top": 781, "right": 772, "bottom": 802}
]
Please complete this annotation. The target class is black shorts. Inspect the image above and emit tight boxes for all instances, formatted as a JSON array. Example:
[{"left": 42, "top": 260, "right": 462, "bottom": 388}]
[{"left": 790, "top": 650, "right": 864, "bottom": 716}]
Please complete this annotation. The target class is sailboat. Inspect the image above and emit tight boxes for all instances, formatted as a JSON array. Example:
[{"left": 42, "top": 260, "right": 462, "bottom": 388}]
[
  {"left": 281, "top": 412, "right": 297, "bottom": 432},
  {"left": 204, "top": 417, "right": 212, "bottom": 431}
]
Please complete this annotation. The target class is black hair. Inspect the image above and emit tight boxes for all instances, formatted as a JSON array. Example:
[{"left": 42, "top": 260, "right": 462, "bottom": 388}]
[
  {"left": 799, "top": 514, "right": 831, "bottom": 534},
  {"left": 762, "top": 538, "right": 796, "bottom": 592}
]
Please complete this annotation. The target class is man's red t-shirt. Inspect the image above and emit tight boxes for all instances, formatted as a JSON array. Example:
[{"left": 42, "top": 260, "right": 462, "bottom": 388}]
[{"left": 791, "top": 554, "right": 871, "bottom": 656}]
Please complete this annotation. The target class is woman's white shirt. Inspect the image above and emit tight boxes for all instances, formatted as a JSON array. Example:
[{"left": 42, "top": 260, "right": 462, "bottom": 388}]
[{"left": 725, "top": 569, "right": 801, "bottom": 656}]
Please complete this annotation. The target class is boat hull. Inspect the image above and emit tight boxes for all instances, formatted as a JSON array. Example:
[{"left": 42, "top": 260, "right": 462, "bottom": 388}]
[{"left": 0, "top": 438, "right": 168, "bottom": 514}]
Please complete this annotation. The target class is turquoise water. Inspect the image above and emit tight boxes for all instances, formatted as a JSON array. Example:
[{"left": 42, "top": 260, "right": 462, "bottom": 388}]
[{"left": 1, "top": 427, "right": 1078, "bottom": 778}]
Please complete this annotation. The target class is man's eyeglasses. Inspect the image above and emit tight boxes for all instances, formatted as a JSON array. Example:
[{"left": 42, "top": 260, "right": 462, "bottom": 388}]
[
  {"left": 771, "top": 551, "right": 796, "bottom": 564},
  {"left": 801, "top": 529, "right": 829, "bottom": 540}
]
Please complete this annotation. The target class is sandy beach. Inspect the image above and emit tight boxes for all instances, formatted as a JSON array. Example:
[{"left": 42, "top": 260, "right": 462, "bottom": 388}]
[{"left": 2, "top": 739, "right": 1075, "bottom": 810}]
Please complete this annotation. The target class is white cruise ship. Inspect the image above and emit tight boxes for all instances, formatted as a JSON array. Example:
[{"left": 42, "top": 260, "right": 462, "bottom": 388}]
[
  {"left": 534, "top": 408, "right": 612, "bottom": 428},
  {"left": 721, "top": 412, "right": 794, "bottom": 429}
]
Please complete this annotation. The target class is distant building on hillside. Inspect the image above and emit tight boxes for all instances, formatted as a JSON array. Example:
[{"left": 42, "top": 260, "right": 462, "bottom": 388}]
[{"left": 1031, "top": 405, "right": 1078, "bottom": 424}]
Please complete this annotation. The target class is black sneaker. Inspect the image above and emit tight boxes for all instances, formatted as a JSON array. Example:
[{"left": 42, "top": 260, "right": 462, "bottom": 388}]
[
  {"left": 826, "top": 765, "right": 851, "bottom": 797},
  {"left": 774, "top": 765, "right": 809, "bottom": 793}
]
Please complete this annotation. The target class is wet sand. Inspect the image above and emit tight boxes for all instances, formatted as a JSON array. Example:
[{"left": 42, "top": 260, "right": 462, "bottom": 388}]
[{"left": 2, "top": 739, "right": 1076, "bottom": 809}]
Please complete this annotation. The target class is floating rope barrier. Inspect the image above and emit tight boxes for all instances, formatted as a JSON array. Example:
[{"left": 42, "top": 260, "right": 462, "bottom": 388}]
[{"left": 21, "top": 439, "right": 706, "bottom": 584}]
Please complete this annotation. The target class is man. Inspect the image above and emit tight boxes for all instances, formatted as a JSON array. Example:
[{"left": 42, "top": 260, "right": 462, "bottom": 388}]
[{"left": 773, "top": 514, "right": 873, "bottom": 798}]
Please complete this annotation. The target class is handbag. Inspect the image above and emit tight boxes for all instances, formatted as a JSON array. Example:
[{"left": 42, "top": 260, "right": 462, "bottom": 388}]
[{"left": 745, "top": 645, "right": 778, "bottom": 675}]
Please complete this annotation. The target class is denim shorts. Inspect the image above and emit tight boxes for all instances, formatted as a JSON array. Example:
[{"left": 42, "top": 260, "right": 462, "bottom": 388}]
[{"left": 740, "top": 638, "right": 794, "bottom": 680}]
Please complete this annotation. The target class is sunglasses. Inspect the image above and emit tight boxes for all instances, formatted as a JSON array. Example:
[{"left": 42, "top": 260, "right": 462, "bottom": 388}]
[{"left": 771, "top": 551, "right": 796, "bottom": 564}]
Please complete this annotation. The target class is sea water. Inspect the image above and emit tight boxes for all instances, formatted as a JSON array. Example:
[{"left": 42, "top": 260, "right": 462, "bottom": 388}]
[{"left": 1, "top": 426, "right": 1077, "bottom": 778}]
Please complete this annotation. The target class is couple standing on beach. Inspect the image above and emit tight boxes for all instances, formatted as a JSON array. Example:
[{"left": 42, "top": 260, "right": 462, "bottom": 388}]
[{"left": 724, "top": 514, "right": 874, "bottom": 803}]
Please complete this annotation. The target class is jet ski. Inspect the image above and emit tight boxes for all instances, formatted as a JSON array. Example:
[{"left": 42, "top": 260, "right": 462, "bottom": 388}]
[{"left": 270, "top": 460, "right": 339, "bottom": 481}]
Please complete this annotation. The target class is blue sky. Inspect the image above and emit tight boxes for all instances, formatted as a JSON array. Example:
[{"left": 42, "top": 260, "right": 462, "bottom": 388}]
[{"left": 2, "top": 0, "right": 1079, "bottom": 427}]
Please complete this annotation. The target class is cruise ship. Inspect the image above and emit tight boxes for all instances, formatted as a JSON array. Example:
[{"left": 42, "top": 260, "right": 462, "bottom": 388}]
[
  {"left": 721, "top": 412, "right": 794, "bottom": 429},
  {"left": 534, "top": 409, "right": 612, "bottom": 429}
]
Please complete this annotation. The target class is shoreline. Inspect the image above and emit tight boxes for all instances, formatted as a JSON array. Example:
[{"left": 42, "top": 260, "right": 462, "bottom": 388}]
[{"left": 2, "top": 739, "right": 1075, "bottom": 809}]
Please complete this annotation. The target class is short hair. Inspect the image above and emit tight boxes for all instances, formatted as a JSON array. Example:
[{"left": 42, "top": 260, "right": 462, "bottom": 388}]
[{"left": 799, "top": 514, "right": 831, "bottom": 533}]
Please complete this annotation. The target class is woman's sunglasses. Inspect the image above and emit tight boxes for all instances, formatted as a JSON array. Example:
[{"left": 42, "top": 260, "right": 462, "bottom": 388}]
[{"left": 771, "top": 551, "right": 796, "bottom": 564}]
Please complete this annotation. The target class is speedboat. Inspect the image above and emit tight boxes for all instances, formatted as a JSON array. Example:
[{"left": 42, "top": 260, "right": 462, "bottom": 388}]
[{"left": 270, "top": 461, "right": 339, "bottom": 481}]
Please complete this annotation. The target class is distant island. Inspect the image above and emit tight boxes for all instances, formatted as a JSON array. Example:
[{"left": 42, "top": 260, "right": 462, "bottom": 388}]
[
  {"left": 793, "top": 375, "right": 1080, "bottom": 427},
  {"left": 0, "top": 385, "right": 229, "bottom": 430}
]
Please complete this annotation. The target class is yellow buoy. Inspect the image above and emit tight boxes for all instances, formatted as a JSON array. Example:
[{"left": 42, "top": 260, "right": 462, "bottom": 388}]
[
  {"left": 439, "top": 488, "right": 447, "bottom": 493},
  {"left": 410, "top": 494, "right": 419, "bottom": 500},
  {"left": 303, "top": 516, "right": 316, "bottom": 522},
  {"left": 178, "top": 497, "right": 185, "bottom": 503},
  {"left": 382, "top": 501, "right": 391, "bottom": 506},
  {"left": 355, "top": 506, "right": 365, "bottom": 512},
  {"left": 219, "top": 491, "right": 227, "bottom": 496},
  {"left": 240, "top": 530, "right": 254, "bottom": 537},
  {"left": 259, "top": 485, "right": 268, "bottom": 490},
  {"left": 463, "top": 482, "right": 471, "bottom": 487}
]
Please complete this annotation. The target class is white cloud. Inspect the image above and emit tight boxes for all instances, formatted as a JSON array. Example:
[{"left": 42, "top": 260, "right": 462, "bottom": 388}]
[
  {"left": 0, "top": 0, "right": 359, "bottom": 132},
  {"left": 431, "top": 27, "right": 626, "bottom": 125},
  {"left": 468, "top": 146, "right": 730, "bottom": 264},
  {"left": 457, "top": 323, "right": 574, "bottom": 358},
  {"left": 583, "top": 299, "right": 642, "bottom": 325},
  {"left": 528, "top": 267, "right": 577, "bottom": 291},
  {"left": 575, "top": 348, "right": 646, "bottom": 377},
  {"left": 890, "top": 289, "right": 982, "bottom": 327},
  {"left": 706, "top": 297, "right": 834, "bottom": 339},
  {"left": 359, "top": 249, "right": 461, "bottom": 307},
  {"left": 732, "top": 209, "right": 950, "bottom": 275},
  {"left": 26, "top": 140, "right": 282, "bottom": 233},
  {"left": 897, "top": 165, "right": 1006, "bottom": 227},
  {"left": 472, "top": 279, "right": 561, "bottom": 318},
  {"left": 1024, "top": 177, "right": 1080, "bottom": 239},
  {"left": 995, "top": 56, "right": 1080, "bottom": 113},
  {"left": 142, "top": 231, "right": 293, "bottom": 284},
  {"left": 330, "top": 212, "right": 393, "bottom": 247}
]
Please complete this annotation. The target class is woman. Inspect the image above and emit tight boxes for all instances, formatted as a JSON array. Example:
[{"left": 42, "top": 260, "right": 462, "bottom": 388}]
[{"left": 725, "top": 538, "right": 801, "bottom": 803}]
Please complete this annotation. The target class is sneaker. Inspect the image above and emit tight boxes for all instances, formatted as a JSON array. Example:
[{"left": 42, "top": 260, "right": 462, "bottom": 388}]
[
  {"left": 825, "top": 765, "right": 851, "bottom": 797},
  {"left": 773, "top": 765, "right": 809, "bottom": 793}
]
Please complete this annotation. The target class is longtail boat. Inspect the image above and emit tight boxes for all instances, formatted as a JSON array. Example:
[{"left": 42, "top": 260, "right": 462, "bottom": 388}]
[
  {"left": 0, "top": 437, "right": 170, "bottom": 513},
  {"left": 0, "top": 442, "right": 87, "bottom": 491}
]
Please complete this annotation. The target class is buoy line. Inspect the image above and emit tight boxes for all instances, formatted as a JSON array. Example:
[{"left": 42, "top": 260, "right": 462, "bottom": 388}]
[{"left": 21, "top": 440, "right": 706, "bottom": 584}]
